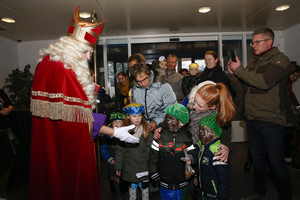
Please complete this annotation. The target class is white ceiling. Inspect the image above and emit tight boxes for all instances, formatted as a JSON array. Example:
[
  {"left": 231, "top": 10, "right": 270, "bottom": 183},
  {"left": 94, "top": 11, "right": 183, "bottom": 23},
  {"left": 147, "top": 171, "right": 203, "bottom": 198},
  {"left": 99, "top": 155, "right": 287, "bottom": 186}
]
[{"left": 0, "top": 0, "right": 300, "bottom": 42}]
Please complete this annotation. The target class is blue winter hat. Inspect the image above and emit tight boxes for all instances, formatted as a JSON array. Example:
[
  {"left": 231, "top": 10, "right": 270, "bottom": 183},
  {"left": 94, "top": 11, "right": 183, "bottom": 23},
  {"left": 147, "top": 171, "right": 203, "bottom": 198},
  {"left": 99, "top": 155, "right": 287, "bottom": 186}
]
[{"left": 123, "top": 103, "right": 145, "bottom": 115}]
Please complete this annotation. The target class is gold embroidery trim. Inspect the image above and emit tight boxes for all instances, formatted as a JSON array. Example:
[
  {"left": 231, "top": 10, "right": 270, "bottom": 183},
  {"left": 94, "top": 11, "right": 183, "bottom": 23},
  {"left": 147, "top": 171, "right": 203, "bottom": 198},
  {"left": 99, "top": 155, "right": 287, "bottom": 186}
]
[{"left": 31, "top": 90, "right": 90, "bottom": 105}]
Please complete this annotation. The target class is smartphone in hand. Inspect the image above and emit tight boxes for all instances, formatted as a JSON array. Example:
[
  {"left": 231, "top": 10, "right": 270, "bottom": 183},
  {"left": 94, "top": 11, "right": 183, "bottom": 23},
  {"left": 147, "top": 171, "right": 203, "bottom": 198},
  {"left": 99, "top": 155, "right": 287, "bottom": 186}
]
[{"left": 231, "top": 51, "right": 236, "bottom": 62}]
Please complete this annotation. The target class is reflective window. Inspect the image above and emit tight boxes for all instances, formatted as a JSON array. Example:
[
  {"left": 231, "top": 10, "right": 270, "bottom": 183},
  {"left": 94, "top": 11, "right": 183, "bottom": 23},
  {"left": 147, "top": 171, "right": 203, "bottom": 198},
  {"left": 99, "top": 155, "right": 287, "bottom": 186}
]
[
  {"left": 222, "top": 35, "right": 243, "bottom": 72},
  {"left": 106, "top": 40, "right": 128, "bottom": 99},
  {"left": 132, "top": 41, "right": 218, "bottom": 72}
]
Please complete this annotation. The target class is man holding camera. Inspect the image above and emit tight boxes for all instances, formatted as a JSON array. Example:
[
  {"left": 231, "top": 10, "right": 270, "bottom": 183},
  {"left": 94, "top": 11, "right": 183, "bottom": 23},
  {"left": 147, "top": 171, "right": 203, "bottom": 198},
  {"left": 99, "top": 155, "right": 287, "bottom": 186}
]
[{"left": 227, "top": 28, "right": 292, "bottom": 200}]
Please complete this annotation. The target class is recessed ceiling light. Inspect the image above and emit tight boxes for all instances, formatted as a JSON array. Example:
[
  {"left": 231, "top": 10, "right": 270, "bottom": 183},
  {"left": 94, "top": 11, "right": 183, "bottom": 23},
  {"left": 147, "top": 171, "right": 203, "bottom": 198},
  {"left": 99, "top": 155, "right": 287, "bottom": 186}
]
[
  {"left": 198, "top": 7, "right": 211, "bottom": 14},
  {"left": 1, "top": 17, "right": 16, "bottom": 23},
  {"left": 276, "top": 5, "right": 290, "bottom": 11},
  {"left": 79, "top": 12, "right": 91, "bottom": 18}
]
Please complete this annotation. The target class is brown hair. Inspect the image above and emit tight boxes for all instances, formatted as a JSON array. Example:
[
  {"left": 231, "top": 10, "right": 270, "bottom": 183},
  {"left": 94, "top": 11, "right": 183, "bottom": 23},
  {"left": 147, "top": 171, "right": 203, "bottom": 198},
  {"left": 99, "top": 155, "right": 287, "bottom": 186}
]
[
  {"left": 197, "top": 82, "right": 235, "bottom": 126},
  {"left": 167, "top": 54, "right": 177, "bottom": 61},
  {"left": 128, "top": 53, "right": 146, "bottom": 64},
  {"left": 117, "top": 71, "right": 128, "bottom": 77},
  {"left": 130, "top": 63, "right": 151, "bottom": 79},
  {"left": 122, "top": 117, "right": 149, "bottom": 140},
  {"left": 205, "top": 50, "right": 222, "bottom": 69}
]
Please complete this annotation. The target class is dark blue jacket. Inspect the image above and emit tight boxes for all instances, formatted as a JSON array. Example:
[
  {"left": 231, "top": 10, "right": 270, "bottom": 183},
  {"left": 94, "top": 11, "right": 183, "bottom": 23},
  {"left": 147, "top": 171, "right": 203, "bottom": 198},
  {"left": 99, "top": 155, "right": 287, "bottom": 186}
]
[{"left": 195, "top": 139, "right": 230, "bottom": 200}]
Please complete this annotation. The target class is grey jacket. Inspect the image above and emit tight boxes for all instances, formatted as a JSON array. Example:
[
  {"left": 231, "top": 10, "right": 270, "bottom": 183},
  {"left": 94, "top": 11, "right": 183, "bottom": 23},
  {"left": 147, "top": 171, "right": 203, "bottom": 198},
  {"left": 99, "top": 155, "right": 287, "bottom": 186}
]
[
  {"left": 166, "top": 71, "right": 185, "bottom": 102},
  {"left": 132, "top": 70, "right": 177, "bottom": 125}
]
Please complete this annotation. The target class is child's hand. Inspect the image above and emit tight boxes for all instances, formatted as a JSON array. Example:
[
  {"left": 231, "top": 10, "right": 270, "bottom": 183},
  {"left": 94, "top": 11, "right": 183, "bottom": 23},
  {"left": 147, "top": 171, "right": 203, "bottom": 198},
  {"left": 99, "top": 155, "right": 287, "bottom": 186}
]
[
  {"left": 149, "top": 121, "right": 157, "bottom": 132},
  {"left": 110, "top": 175, "right": 120, "bottom": 184},
  {"left": 194, "top": 177, "right": 198, "bottom": 186},
  {"left": 110, "top": 160, "right": 116, "bottom": 165},
  {"left": 215, "top": 144, "right": 229, "bottom": 162},
  {"left": 116, "top": 170, "right": 121, "bottom": 177},
  {"left": 153, "top": 127, "right": 162, "bottom": 140}
]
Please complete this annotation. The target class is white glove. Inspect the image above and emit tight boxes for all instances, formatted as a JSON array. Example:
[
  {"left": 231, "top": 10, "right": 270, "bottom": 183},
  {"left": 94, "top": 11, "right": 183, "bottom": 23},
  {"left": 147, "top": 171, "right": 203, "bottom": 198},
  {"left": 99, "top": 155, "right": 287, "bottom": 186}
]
[{"left": 113, "top": 125, "right": 139, "bottom": 143}]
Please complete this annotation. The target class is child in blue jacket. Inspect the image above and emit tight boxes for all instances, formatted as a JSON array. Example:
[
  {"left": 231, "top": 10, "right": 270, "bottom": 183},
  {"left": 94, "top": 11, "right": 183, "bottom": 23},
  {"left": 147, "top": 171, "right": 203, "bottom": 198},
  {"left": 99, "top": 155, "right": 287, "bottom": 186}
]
[{"left": 194, "top": 113, "right": 230, "bottom": 200}]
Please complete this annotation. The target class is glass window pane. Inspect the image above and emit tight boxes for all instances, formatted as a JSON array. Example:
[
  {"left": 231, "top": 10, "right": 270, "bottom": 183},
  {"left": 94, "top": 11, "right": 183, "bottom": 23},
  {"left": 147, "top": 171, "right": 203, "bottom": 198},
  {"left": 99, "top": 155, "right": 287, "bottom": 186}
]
[
  {"left": 195, "top": 59, "right": 205, "bottom": 71},
  {"left": 246, "top": 34, "right": 254, "bottom": 64},
  {"left": 222, "top": 35, "right": 243, "bottom": 72},
  {"left": 181, "top": 58, "right": 192, "bottom": 70},
  {"left": 107, "top": 40, "right": 128, "bottom": 102},
  {"left": 90, "top": 44, "right": 104, "bottom": 87},
  {"left": 131, "top": 40, "right": 218, "bottom": 72}
]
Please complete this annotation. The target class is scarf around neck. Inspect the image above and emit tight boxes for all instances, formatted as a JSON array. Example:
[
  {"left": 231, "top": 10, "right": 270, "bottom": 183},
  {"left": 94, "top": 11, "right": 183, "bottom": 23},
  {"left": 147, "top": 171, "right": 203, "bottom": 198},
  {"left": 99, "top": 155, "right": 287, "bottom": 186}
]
[{"left": 189, "top": 109, "right": 217, "bottom": 143}]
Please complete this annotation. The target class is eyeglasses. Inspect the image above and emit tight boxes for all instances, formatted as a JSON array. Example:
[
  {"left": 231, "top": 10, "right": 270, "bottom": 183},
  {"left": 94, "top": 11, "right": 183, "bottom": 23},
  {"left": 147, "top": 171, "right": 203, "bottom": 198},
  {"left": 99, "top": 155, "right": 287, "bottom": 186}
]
[
  {"left": 136, "top": 76, "right": 149, "bottom": 85},
  {"left": 250, "top": 39, "right": 270, "bottom": 47}
]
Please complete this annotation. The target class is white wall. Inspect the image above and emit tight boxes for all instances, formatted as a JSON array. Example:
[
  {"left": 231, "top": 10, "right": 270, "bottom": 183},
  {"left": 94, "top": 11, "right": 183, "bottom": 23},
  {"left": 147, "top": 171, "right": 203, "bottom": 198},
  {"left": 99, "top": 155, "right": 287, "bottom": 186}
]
[
  {"left": 17, "top": 39, "right": 56, "bottom": 74},
  {"left": 0, "top": 36, "right": 55, "bottom": 89},
  {"left": 283, "top": 24, "right": 300, "bottom": 101},
  {"left": 0, "top": 37, "right": 18, "bottom": 88}
]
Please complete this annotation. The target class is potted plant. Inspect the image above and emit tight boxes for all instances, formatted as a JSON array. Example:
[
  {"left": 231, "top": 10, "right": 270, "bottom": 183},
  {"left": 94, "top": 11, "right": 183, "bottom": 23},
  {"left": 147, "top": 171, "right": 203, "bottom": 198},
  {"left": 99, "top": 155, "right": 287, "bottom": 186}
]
[{"left": 3, "top": 64, "right": 33, "bottom": 110}]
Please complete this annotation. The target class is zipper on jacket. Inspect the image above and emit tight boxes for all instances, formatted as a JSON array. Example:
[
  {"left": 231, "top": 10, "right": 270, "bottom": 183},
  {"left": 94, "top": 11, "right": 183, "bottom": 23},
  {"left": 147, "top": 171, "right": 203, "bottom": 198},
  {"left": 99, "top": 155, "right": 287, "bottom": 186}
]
[
  {"left": 211, "top": 179, "right": 217, "bottom": 195},
  {"left": 145, "top": 89, "right": 150, "bottom": 120}
]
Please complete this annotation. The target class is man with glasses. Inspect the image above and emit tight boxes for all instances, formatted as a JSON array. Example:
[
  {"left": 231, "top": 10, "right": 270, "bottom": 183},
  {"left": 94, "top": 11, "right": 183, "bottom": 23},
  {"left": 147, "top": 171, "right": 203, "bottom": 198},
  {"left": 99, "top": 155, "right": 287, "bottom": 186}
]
[
  {"left": 166, "top": 54, "right": 185, "bottom": 103},
  {"left": 227, "top": 28, "right": 292, "bottom": 200},
  {"left": 131, "top": 63, "right": 176, "bottom": 132}
]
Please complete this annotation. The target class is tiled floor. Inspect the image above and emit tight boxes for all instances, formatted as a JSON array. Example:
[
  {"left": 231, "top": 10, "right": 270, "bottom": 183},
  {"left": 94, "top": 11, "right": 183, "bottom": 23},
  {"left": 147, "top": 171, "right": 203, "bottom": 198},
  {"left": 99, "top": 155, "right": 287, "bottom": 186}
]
[{"left": 1, "top": 142, "right": 300, "bottom": 200}]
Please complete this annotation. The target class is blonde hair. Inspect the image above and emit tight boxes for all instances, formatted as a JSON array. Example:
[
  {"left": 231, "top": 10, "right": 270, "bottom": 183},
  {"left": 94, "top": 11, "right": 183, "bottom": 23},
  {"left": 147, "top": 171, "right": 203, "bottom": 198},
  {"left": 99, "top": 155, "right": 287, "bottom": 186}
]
[
  {"left": 38, "top": 36, "right": 96, "bottom": 107},
  {"left": 197, "top": 83, "right": 235, "bottom": 126},
  {"left": 122, "top": 117, "right": 149, "bottom": 140}
]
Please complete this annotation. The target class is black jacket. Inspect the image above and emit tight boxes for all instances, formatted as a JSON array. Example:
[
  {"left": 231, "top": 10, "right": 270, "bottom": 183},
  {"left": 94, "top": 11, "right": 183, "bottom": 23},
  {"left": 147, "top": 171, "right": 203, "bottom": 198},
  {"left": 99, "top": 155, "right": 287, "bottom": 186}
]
[
  {"left": 200, "top": 66, "right": 233, "bottom": 96},
  {"left": 149, "top": 122, "right": 196, "bottom": 190},
  {"left": 182, "top": 73, "right": 202, "bottom": 97}
]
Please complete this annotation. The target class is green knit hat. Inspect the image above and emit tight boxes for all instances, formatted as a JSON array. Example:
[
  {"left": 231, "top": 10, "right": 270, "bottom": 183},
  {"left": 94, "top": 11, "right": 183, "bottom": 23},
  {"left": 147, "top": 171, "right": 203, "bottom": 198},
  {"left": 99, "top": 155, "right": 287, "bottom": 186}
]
[
  {"left": 199, "top": 113, "right": 223, "bottom": 138},
  {"left": 165, "top": 103, "right": 189, "bottom": 124}
]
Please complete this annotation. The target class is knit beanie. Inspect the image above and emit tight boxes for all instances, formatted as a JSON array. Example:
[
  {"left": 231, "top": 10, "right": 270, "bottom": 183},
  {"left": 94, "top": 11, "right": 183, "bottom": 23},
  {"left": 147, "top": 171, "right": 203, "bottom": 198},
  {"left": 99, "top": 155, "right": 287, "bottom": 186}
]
[
  {"left": 189, "top": 63, "right": 199, "bottom": 69},
  {"left": 123, "top": 103, "right": 145, "bottom": 115},
  {"left": 199, "top": 113, "right": 223, "bottom": 138},
  {"left": 165, "top": 103, "right": 189, "bottom": 124}
]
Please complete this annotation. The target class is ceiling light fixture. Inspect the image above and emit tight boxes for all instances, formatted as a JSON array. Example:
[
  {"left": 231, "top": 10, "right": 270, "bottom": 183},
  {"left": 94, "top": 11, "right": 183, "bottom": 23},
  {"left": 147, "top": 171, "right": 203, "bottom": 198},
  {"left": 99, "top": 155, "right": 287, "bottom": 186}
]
[
  {"left": 79, "top": 12, "right": 91, "bottom": 18},
  {"left": 198, "top": 7, "right": 211, "bottom": 13},
  {"left": 276, "top": 5, "right": 290, "bottom": 11},
  {"left": 1, "top": 17, "right": 16, "bottom": 23}
]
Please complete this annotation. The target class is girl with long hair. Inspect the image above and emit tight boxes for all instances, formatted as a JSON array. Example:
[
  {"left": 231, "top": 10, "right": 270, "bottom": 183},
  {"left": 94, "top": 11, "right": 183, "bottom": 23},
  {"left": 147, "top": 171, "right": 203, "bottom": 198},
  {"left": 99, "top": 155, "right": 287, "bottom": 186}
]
[{"left": 115, "top": 103, "right": 152, "bottom": 200}]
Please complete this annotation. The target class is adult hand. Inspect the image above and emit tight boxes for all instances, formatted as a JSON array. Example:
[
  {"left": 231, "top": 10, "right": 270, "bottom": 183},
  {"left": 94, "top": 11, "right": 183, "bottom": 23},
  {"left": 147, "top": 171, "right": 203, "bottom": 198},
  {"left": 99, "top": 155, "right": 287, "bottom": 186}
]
[
  {"left": 153, "top": 127, "right": 162, "bottom": 140},
  {"left": 113, "top": 125, "right": 139, "bottom": 143},
  {"left": 148, "top": 121, "right": 157, "bottom": 132},
  {"left": 227, "top": 56, "right": 242, "bottom": 74},
  {"left": 215, "top": 144, "right": 229, "bottom": 163}
]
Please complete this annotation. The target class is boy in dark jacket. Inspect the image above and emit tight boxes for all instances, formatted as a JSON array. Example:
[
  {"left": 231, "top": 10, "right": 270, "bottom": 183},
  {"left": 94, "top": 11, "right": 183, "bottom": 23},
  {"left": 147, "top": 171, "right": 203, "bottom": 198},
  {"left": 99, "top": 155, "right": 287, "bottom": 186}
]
[
  {"left": 182, "top": 63, "right": 202, "bottom": 97},
  {"left": 194, "top": 113, "right": 230, "bottom": 200},
  {"left": 149, "top": 103, "right": 196, "bottom": 200}
]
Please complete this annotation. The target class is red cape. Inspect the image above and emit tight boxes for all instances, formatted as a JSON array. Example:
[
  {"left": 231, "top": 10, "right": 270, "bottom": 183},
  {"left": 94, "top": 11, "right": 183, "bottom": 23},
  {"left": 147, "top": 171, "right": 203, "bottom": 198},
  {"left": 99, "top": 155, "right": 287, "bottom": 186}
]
[{"left": 30, "top": 55, "right": 103, "bottom": 200}]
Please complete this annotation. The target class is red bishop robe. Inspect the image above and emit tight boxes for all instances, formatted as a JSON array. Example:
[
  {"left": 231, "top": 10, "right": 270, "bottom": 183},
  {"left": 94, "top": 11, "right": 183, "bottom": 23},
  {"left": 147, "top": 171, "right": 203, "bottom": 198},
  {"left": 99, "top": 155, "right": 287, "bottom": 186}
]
[{"left": 30, "top": 55, "right": 105, "bottom": 200}]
